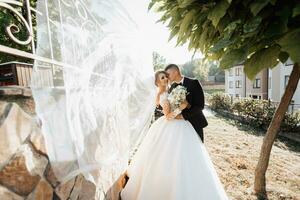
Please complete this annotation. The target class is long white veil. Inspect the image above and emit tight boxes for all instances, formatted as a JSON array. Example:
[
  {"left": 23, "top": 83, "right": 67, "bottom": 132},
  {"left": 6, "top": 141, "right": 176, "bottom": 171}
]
[{"left": 31, "top": 0, "right": 156, "bottom": 196}]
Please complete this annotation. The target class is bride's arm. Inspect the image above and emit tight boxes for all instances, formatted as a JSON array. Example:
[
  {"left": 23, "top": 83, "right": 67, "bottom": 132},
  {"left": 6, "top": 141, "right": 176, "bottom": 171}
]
[
  {"left": 156, "top": 92, "right": 170, "bottom": 116},
  {"left": 157, "top": 92, "right": 172, "bottom": 117},
  {"left": 161, "top": 100, "right": 188, "bottom": 120},
  {"left": 158, "top": 93, "right": 189, "bottom": 119},
  {"left": 160, "top": 100, "right": 171, "bottom": 116}
]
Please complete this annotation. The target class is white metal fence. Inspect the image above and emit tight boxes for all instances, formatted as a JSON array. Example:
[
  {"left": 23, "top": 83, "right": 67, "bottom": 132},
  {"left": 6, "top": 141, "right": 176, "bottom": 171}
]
[{"left": 0, "top": 0, "right": 103, "bottom": 87}]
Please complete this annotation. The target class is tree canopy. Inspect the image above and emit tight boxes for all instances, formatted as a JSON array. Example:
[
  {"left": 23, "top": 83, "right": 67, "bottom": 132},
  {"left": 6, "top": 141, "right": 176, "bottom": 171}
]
[
  {"left": 152, "top": 51, "right": 167, "bottom": 70},
  {"left": 149, "top": 0, "right": 300, "bottom": 79},
  {"left": 180, "top": 59, "right": 223, "bottom": 81}
]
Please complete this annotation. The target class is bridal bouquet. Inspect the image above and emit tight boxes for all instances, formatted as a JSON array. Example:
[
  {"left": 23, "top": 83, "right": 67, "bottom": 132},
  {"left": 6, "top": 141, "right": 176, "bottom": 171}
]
[{"left": 168, "top": 85, "right": 188, "bottom": 110}]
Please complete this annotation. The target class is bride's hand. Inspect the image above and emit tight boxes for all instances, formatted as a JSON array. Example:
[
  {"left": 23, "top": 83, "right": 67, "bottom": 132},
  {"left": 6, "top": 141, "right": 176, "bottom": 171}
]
[
  {"left": 166, "top": 112, "right": 176, "bottom": 120},
  {"left": 175, "top": 114, "right": 184, "bottom": 119}
]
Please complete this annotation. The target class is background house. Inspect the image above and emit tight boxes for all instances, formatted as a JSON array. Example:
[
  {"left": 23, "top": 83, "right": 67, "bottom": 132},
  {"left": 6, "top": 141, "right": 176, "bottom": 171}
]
[
  {"left": 268, "top": 59, "right": 300, "bottom": 110},
  {"left": 225, "top": 59, "right": 300, "bottom": 111},
  {"left": 246, "top": 68, "right": 268, "bottom": 100},
  {"left": 225, "top": 64, "right": 246, "bottom": 98}
]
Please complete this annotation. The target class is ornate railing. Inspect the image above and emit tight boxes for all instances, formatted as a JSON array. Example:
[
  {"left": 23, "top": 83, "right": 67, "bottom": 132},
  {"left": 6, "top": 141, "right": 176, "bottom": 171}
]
[
  {"left": 0, "top": 0, "right": 105, "bottom": 86},
  {"left": 0, "top": 0, "right": 36, "bottom": 55}
]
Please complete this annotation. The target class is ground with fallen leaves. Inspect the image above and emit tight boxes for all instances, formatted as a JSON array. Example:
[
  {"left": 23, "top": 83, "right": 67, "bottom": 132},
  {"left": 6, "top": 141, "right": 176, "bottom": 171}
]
[{"left": 204, "top": 109, "right": 300, "bottom": 200}]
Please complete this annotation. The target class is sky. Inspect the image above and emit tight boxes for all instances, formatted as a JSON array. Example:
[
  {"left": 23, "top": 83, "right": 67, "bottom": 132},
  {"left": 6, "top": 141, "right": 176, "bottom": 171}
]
[{"left": 124, "top": 0, "right": 202, "bottom": 65}]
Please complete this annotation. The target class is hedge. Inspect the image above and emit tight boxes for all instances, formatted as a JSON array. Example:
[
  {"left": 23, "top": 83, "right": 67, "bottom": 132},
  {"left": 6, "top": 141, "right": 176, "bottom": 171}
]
[{"left": 207, "top": 93, "right": 300, "bottom": 133}]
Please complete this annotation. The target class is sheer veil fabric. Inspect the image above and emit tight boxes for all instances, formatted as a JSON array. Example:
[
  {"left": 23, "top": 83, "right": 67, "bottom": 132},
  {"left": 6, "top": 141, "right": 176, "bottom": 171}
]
[{"left": 31, "top": 0, "right": 156, "bottom": 197}]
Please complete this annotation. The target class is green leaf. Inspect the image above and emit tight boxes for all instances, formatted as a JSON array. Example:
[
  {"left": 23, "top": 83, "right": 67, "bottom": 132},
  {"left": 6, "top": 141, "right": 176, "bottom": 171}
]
[
  {"left": 220, "top": 49, "right": 247, "bottom": 69},
  {"left": 248, "top": 39, "right": 274, "bottom": 54},
  {"left": 244, "top": 45, "right": 280, "bottom": 80},
  {"left": 276, "top": 6, "right": 292, "bottom": 23},
  {"left": 208, "top": 0, "right": 230, "bottom": 27},
  {"left": 178, "top": 10, "right": 196, "bottom": 37},
  {"left": 188, "top": 32, "right": 197, "bottom": 50},
  {"left": 264, "top": 19, "right": 288, "bottom": 38},
  {"left": 209, "top": 37, "right": 234, "bottom": 52},
  {"left": 278, "top": 29, "right": 300, "bottom": 64},
  {"left": 157, "top": 14, "right": 169, "bottom": 23},
  {"left": 199, "top": 28, "right": 209, "bottom": 52},
  {"left": 148, "top": 1, "right": 156, "bottom": 10},
  {"left": 224, "top": 20, "right": 241, "bottom": 33},
  {"left": 250, "top": 0, "right": 270, "bottom": 16},
  {"left": 208, "top": 51, "right": 225, "bottom": 60},
  {"left": 216, "top": 14, "right": 231, "bottom": 32},
  {"left": 168, "top": 27, "right": 179, "bottom": 41},
  {"left": 292, "top": 4, "right": 300, "bottom": 17},
  {"left": 177, "top": 26, "right": 192, "bottom": 46},
  {"left": 179, "top": 0, "right": 197, "bottom": 8},
  {"left": 278, "top": 51, "right": 289, "bottom": 63},
  {"left": 167, "top": 11, "right": 182, "bottom": 28},
  {"left": 243, "top": 17, "right": 262, "bottom": 33}
]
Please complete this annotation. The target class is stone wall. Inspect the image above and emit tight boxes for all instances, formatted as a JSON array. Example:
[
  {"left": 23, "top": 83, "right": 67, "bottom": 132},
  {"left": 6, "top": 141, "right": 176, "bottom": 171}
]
[
  {"left": 0, "top": 102, "right": 106, "bottom": 200},
  {"left": 0, "top": 95, "right": 35, "bottom": 115}
]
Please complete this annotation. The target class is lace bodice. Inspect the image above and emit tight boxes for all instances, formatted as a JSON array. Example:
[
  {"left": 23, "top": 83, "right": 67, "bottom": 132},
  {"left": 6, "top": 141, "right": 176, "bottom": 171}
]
[
  {"left": 158, "top": 92, "right": 181, "bottom": 117},
  {"left": 159, "top": 92, "right": 169, "bottom": 106}
]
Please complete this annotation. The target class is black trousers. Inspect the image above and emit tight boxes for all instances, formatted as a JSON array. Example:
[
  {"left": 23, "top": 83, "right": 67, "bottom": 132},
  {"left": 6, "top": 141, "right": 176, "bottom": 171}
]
[{"left": 198, "top": 128, "right": 204, "bottom": 143}]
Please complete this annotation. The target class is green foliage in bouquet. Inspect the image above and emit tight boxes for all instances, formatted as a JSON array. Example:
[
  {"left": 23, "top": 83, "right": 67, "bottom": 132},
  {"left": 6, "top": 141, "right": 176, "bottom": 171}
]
[{"left": 149, "top": 0, "right": 300, "bottom": 79}]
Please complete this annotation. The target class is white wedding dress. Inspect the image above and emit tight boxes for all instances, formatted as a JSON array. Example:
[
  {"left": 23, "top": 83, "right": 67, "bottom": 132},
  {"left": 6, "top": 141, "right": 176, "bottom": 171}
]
[{"left": 121, "top": 92, "right": 228, "bottom": 200}]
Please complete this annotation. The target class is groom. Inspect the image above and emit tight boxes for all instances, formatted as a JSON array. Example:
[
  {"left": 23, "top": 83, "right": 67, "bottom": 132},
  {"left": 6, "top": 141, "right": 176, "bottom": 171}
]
[{"left": 165, "top": 64, "right": 208, "bottom": 142}]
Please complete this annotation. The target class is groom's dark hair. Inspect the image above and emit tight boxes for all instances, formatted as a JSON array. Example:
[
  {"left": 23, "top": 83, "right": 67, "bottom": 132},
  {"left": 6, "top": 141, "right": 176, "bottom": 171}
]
[{"left": 165, "top": 64, "right": 180, "bottom": 72}]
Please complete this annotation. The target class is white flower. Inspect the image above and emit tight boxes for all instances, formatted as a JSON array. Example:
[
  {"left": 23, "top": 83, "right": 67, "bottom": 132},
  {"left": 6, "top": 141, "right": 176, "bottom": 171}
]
[{"left": 168, "top": 85, "right": 188, "bottom": 111}]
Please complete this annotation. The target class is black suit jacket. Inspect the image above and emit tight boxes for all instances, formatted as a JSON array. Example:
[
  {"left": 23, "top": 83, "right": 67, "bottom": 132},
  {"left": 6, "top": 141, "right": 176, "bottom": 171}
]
[{"left": 169, "top": 77, "right": 208, "bottom": 141}]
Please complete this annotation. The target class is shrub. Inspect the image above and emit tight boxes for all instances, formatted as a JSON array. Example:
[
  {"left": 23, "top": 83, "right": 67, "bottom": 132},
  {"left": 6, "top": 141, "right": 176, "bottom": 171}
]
[
  {"left": 208, "top": 93, "right": 232, "bottom": 112},
  {"left": 281, "top": 112, "right": 300, "bottom": 132},
  {"left": 208, "top": 93, "right": 300, "bottom": 133},
  {"left": 232, "top": 99, "right": 275, "bottom": 129}
]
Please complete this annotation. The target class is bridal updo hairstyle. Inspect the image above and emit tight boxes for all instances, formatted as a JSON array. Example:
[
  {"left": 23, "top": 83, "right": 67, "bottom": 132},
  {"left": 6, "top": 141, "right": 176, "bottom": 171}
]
[{"left": 155, "top": 70, "right": 168, "bottom": 87}]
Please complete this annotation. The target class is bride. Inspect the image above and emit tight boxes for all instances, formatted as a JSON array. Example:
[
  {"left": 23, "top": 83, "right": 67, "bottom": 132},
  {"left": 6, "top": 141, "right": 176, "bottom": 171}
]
[{"left": 120, "top": 70, "right": 228, "bottom": 200}]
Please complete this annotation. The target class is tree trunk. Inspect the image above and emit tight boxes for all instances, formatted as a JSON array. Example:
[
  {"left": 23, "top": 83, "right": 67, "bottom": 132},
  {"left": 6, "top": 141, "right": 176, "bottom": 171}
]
[{"left": 254, "top": 63, "right": 300, "bottom": 196}]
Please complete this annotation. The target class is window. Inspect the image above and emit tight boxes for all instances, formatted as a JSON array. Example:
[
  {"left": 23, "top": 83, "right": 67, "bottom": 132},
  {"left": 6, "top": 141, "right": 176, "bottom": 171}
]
[
  {"left": 268, "top": 77, "right": 271, "bottom": 89},
  {"left": 235, "top": 68, "right": 242, "bottom": 76},
  {"left": 229, "top": 69, "right": 233, "bottom": 76},
  {"left": 284, "top": 75, "right": 289, "bottom": 88},
  {"left": 236, "top": 94, "right": 240, "bottom": 98},
  {"left": 253, "top": 78, "right": 261, "bottom": 88},
  {"left": 229, "top": 81, "right": 233, "bottom": 88},
  {"left": 236, "top": 80, "right": 242, "bottom": 88}
]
